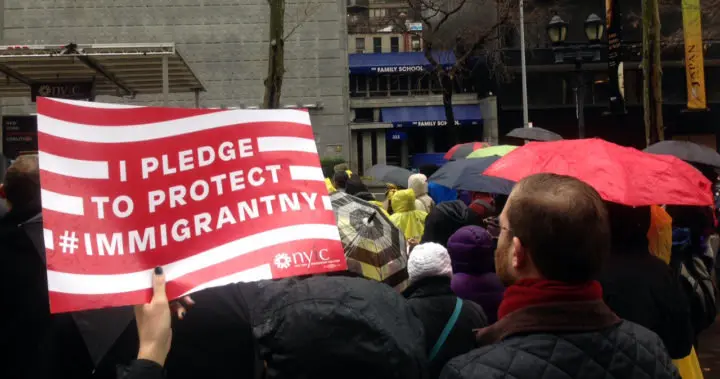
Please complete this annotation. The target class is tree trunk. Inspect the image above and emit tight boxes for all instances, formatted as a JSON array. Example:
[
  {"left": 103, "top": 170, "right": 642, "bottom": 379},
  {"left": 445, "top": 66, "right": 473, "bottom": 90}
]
[
  {"left": 440, "top": 71, "right": 458, "bottom": 143},
  {"left": 263, "top": 0, "right": 285, "bottom": 109},
  {"left": 641, "top": 0, "right": 653, "bottom": 146},
  {"left": 651, "top": 0, "right": 664, "bottom": 141},
  {"left": 642, "top": 0, "right": 664, "bottom": 146}
]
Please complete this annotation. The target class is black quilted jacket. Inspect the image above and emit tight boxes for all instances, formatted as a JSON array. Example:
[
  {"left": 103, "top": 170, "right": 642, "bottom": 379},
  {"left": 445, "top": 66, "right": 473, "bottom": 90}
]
[{"left": 440, "top": 320, "right": 680, "bottom": 379}]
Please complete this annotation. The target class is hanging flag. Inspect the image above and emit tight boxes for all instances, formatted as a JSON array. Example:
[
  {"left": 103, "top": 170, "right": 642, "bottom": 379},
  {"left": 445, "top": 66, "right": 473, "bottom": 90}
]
[
  {"left": 606, "top": 0, "right": 626, "bottom": 114},
  {"left": 682, "top": 0, "right": 707, "bottom": 110},
  {"left": 36, "top": 97, "right": 346, "bottom": 313}
]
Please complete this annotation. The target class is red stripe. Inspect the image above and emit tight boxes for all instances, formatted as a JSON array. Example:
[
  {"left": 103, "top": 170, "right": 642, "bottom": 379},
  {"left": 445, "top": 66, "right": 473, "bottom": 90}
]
[
  {"left": 37, "top": 121, "right": 315, "bottom": 160},
  {"left": 37, "top": 97, "right": 226, "bottom": 126},
  {"left": 38, "top": 151, "right": 322, "bottom": 199},
  {"left": 45, "top": 202, "right": 336, "bottom": 274},
  {"left": 48, "top": 238, "right": 346, "bottom": 313}
]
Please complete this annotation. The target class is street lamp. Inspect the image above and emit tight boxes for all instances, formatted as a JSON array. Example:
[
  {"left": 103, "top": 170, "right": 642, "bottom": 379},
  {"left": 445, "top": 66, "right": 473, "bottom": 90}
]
[
  {"left": 547, "top": 13, "right": 604, "bottom": 139},
  {"left": 547, "top": 15, "right": 568, "bottom": 44},
  {"left": 584, "top": 13, "right": 605, "bottom": 43}
]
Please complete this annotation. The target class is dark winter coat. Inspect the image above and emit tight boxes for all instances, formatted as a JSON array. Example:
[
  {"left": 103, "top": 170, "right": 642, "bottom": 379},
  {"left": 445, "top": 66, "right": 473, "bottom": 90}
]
[
  {"left": 599, "top": 252, "right": 694, "bottom": 359},
  {"left": 403, "top": 277, "right": 487, "bottom": 378},
  {"left": 96, "top": 283, "right": 259, "bottom": 379},
  {"left": 1, "top": 210, "right": 94, "bottom": 379},
  {"left": 246, "top": 276, "right": 429, "bottom": 379},
  {"left": 441, "top": 300, "right": 680, "bottom": 379},
  {"left": 422, "top": 201, "right": 481, "bottom": 246},
  {"left": 117, "top": 360, "right": 164, "bottom": 379}
]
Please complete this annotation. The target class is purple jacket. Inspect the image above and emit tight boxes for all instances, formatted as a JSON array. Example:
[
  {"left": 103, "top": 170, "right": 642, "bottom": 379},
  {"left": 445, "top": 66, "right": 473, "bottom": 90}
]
[
  {"left": 447, "top": 225, "right": 505, "bottom": 323},
  {"left": 450, "top": 273, "right": 504, "bottom": 324}
]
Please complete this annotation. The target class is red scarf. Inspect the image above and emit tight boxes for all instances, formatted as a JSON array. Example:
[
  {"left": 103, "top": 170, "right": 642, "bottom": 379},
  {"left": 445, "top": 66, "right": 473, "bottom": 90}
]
[{"left": 498, "top": 279, "right": 603, "bottom": 320}]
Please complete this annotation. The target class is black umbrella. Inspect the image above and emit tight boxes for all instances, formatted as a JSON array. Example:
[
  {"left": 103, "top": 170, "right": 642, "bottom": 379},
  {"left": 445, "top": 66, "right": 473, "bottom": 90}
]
[
  {"left": 506, "top": 127, "right": 563, "bottom": 141},
  {"left": 365, "top": 164, "right": 413, "bottom": 188},
  {"left": 644, "top": 140, "right": 720, "bottom": 168},
  {"left": 429, "top": 157, "right": 515, "bottom": 194}
]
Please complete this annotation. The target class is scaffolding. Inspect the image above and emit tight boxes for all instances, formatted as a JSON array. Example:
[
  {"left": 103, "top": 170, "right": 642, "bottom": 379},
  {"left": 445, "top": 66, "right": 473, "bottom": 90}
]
[{"left": 0, "top": 42, "right": 205, "bottom": 106}]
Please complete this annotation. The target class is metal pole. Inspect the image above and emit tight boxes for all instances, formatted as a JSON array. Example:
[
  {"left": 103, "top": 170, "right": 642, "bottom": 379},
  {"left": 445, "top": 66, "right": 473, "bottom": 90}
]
[
  {"left": 519, "top": 0, "right": 529, "bottom": 128},
  {"left": 194, "top": 89, "right": 200, "bottom": 108},
  {"left": 162, "top": 56, "right": 169, "bottom": 106},
  {"left": 576, "top": 62, "right": 586, "bottom": 138}
]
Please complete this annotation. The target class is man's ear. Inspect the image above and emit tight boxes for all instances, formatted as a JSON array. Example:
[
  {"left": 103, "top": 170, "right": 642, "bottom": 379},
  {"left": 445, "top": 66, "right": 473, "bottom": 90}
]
[{"left": 511, "top": 236, "right": 525, "bottom": 270}]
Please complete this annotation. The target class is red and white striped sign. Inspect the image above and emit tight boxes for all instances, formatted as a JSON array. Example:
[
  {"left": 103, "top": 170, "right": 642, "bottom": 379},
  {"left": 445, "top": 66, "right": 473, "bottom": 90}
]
[{"left": 37, "top": 98, "right": 346, "bottom": 313}]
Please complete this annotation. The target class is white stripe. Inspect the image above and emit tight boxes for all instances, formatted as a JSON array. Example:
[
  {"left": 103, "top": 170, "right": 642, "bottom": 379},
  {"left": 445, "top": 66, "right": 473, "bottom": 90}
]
[
  {"left": 47, "top": 224, "right": 340, "bottom": 294},
  {"left": 38, "top": 151, "right": 110, "bottom": 179},
  {"left": 44, "top": 229, "right": 54, "bottom": 250},
  {"left": 257, "top": 136, "right": 318, "bottom": 153},
  {"left": 289, "top": 165, "right": 325, "bottom": 181},
  {"left": 322, "top": 196, "right": 332, "bottom": 210},
  {"left": 180, "top": 264, "right": 272, "bottom": 297},
  {"left": 37, "top": 109, "right": 312, "bottom": 143},
  {"left": 41, "top": 189, "right": 84, "bottom": 216},
  {"left": 47, "top": 98, "right": 144, "bottom": 109}
]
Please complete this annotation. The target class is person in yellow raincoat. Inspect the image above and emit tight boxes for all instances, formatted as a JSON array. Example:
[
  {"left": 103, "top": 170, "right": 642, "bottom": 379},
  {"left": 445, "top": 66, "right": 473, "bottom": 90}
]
[
  {"left": 325, "top": 178, "right": 336, "bottom": 194},
  {"left": 389, "top": 189, "right": 428, "bottom": 241},
  {"left": 325, "top": 168, "right": 353, "bottom": 194}
]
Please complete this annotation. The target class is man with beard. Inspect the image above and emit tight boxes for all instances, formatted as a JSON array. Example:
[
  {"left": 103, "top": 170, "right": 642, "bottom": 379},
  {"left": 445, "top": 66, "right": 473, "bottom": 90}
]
[{"left": 441, "top": 173, "right": 680, "bottom": 379}]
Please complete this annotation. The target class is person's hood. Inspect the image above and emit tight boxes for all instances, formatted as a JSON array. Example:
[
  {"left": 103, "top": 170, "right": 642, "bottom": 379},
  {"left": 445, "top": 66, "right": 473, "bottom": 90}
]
[
  {"left": 247, "top": 276, "right": 428, "bottom": 379},
  {"left": 408, "top": 174, "right": 428, "bottom": 197},
  {"left": 421, "top": 200, "right": 480, "bottom": 245},
  {"left": 447, "top": 225, "right": 496, "bottom": 275},
  {"left": 391, "top": 189, "right": 417, "bottom": 213},
  {"left": 346, "top": 175, "right": 370, "bottom": 196}
]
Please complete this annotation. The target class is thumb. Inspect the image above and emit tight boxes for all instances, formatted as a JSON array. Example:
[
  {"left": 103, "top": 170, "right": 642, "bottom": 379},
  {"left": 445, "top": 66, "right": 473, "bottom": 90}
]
[{"left": 151, "top": 266, "right": 168, "bottom": 303}]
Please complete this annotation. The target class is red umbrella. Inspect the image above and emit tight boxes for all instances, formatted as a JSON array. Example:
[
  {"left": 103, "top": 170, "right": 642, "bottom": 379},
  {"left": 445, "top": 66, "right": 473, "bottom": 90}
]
[
  {"left": 484, "top": 138, "right": 713, "bottom": 207},
  {"left": 444, "top": 142, "right": 491, "bottom": 160}
]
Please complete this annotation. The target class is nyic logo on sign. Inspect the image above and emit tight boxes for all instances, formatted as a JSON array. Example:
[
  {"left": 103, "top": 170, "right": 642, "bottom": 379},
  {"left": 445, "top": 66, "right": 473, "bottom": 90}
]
[{"left": 273, "top": 249, "right": 332, "bottom": 270}]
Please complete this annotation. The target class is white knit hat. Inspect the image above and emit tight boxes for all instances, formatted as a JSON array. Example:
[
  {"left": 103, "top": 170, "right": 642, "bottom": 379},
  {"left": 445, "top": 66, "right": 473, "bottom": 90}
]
[{"left": 407, "top": 242, "right": 453, "bottom": 284}]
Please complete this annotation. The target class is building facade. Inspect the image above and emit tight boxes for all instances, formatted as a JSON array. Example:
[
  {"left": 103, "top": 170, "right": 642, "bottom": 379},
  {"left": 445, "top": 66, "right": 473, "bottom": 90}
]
[
  {"left": 493, "top": 1, "right": 720, "bottom": 150},
  {"left": 0, "top": 0, "right": 351, "bottom": 159},
  {"left": 346, "top": 0, "right": 497, "bottom": 173},
  {"left": 348, "top": 51, "right": 498, "bottom": 173}
]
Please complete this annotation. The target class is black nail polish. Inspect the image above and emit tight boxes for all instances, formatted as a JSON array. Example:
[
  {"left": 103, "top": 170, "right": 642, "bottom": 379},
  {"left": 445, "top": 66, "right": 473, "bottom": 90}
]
[{"left": 154, "top": 266, "right": 163, "bottom": 275}]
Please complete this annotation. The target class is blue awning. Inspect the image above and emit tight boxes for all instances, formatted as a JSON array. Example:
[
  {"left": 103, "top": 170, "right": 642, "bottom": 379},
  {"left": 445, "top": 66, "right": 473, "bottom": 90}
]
[
  {"left": 381, "top": 105, "right": 482, "bottom": 127},
  {"left": 349, "top": 52, "right": 456, "bottom": 75}
]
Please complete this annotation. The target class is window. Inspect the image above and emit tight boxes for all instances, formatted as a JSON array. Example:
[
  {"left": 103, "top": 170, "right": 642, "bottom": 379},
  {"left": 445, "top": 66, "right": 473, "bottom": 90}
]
[
  {"left": 355, "top": 37, "right": 366, "bottom": 53},
  {"left": 411, "top": 36, "right": 421, "bottom": 52},
  {"left": 390, "top": 37, "right": 400, "bottom": 52},
  {"left": 373, "top": 37, "right": 382, "bottom": 53},
  {"left": 370, "top": 8, "right": 387, "bottom": 18}
]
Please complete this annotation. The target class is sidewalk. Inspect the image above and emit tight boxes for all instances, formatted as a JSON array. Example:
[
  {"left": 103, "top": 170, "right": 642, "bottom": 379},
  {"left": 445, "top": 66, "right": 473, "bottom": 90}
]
[{"left": 699, "top": 316, "right": 720, "bottom": 378}]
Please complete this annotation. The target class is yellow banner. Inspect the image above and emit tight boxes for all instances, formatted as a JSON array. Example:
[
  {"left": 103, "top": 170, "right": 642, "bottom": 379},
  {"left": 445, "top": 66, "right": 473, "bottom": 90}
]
[{"left": 682, "top": 0, "right": 707, "bottom": 110}]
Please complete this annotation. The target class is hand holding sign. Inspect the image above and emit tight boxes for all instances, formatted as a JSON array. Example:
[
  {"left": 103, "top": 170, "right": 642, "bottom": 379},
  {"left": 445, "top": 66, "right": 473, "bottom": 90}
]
[
  {"left": 37, "top": 98, "right": 346, "bottom": 313},
  {"left": 135, "top": 267, "right": 172, "bottom": 367}
]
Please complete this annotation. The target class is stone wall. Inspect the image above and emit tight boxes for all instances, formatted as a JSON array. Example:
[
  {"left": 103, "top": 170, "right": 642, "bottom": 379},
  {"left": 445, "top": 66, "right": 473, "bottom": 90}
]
[{"left": 0, "top": 0, "right": 350, "bottom": 158}]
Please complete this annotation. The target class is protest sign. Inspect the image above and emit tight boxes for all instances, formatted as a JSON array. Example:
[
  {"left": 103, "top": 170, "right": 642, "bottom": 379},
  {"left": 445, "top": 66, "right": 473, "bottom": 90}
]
[{"left": 36, "top": 97, "right": 346, "bottom": 313}]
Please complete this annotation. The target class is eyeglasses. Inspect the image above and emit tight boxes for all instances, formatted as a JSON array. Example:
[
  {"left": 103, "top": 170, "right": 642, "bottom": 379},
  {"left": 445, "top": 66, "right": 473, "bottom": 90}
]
[{"left": 483, "top": 217, "right": 512, "bottom": 236}]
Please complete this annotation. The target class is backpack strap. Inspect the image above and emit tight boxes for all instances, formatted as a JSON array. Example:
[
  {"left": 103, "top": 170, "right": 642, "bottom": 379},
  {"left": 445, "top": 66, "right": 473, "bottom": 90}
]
[{"left": 429, "top": 297, "right": 464, "bottom": 361}]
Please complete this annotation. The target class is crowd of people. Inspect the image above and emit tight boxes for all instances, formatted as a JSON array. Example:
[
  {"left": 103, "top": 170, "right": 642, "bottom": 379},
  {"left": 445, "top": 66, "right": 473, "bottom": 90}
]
[{"left": 2, "top": 154, "right": 719, "bottom": 379}]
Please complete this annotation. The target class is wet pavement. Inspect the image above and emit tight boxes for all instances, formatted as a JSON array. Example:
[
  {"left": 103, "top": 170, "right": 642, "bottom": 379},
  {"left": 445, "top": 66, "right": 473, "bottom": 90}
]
[{"left": 699, "top": 316, "right": 720, "bottom": 378}]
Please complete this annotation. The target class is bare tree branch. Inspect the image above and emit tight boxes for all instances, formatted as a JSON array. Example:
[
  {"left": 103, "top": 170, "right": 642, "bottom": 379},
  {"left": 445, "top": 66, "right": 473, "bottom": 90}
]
[
  {"left": 284, "top": 0, "right": 321, "bottom": 40},
  {"left": 434, "top": 0, "right": 469, "bottom": 33}
]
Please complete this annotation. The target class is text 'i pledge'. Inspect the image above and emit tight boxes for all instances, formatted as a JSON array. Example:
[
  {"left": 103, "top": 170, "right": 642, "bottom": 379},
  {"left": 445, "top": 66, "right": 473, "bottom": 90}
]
[{"left": 90, "top": 138, "right": 282, "bottom": 219}]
